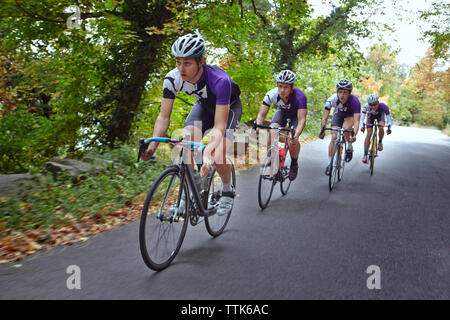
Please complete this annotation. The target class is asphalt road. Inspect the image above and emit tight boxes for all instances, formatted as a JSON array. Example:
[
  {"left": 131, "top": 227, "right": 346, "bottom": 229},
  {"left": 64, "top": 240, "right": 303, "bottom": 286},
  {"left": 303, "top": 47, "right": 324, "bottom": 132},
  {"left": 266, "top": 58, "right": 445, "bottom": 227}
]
[{"left": 1, "top": 125, "right": 449, "bottom": 300}]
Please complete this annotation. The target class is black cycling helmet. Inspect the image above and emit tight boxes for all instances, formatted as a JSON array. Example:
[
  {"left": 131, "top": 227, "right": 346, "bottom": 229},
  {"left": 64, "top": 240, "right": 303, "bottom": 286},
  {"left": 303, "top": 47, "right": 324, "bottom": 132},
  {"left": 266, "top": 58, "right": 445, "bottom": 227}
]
[{"left": 336, "top": 79, "right": 353, "bottom": 92}]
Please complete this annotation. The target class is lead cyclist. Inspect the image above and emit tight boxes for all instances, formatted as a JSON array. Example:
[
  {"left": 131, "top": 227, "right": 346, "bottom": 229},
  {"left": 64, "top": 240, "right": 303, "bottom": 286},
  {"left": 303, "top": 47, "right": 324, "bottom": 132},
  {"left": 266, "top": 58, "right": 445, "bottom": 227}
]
[{"left": 142, "top": 33, "right": 242, "bottom": 216}]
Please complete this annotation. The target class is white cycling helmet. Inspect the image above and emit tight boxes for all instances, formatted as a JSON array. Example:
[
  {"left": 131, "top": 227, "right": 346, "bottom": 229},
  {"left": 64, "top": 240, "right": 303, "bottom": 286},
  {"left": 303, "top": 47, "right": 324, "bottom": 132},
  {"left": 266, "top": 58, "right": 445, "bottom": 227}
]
[
  {"left": 171, "top": 33, "right": 206, "bottom": 58},
  {"left": 276, "top": 70, "right": 296, "bottom": 84},
  {"left": 336, "top": 79, "right": 353, "bottom": 92},
  {"left": 367, "top": 94, "right": 379, "bottom": 104}
]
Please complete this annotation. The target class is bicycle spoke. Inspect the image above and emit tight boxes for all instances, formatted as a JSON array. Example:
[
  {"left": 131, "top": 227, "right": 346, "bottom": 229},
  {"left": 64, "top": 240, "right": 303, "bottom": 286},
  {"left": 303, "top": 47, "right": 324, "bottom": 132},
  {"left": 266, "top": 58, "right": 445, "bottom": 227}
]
[{"left": 139, "top": 167, "right": 189, "bottom": 271}]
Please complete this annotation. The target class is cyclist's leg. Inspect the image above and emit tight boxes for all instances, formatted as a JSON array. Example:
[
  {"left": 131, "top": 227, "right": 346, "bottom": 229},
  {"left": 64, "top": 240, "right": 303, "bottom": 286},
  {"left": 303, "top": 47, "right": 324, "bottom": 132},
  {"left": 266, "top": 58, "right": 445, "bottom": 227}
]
[
  {"left": 343, "top": 116, "right": 354, "bottom": 162},
  {"left": 378, "top": 115, "right": 386, "bottom": 151},
  {"left": 287, "top": 118, "right": 300, "bottom": 180},
  {"left": 213, "top": 98, "right": 242, "bottom": 182},
  {"left": 327, "top": 111, "right": 342, "bottom": 175},
  {"left": 364, "top": 115, "right": 374, "bottom": 163},
  {"left": 269, "top": 108, "right": 286, "bottom": 173},
  {"left": 287, "top": 116, "right": 300, "bottom": 158},
  {"left": 183, "top": 102, "right": 213, "bottom": 168},
  {"left": 214, "top": 100, "right": 242, "bottom": 215}
]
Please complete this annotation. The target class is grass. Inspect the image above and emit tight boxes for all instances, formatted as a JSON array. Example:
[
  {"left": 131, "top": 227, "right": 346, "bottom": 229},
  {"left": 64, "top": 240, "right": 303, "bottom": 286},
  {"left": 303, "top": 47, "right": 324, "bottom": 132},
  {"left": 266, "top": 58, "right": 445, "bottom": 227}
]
[{"left": 0, "top": 143, "right": 171, "bottom": 238}]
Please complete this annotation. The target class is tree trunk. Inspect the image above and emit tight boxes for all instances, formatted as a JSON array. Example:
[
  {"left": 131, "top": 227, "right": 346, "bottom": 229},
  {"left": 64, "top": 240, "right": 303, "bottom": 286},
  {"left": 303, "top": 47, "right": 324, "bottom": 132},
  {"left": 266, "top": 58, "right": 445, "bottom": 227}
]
[
  {"left": 275, "top": 25, "right": 296, "bottom": 72},
  {"left": 106, "top": 0, "right": 175, "bottom": 147}
]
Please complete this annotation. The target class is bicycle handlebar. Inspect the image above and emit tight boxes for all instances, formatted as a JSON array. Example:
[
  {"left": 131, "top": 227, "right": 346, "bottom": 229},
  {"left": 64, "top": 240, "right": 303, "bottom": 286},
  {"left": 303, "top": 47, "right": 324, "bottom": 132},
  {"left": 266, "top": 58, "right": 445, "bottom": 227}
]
[
  {"left": 137, "top": 137, "right": 206, "bottom": 162},
  {"left": 365, "top": 123, "right": 386, "bottom": 128},
  {"left": 323, "top": 127, "right": 354, "bottom": 134},
  {"left": 252, "top": 120, "right": 295, "bottom": 136}
]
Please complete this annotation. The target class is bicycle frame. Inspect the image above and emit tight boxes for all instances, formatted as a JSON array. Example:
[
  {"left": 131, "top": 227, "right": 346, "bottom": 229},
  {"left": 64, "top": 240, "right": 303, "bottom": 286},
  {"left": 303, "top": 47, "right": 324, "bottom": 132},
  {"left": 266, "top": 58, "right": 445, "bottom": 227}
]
[
  {"left": 325, "top": 127, "right": 354, "bottom": 153},
  {"left": 138, "top": 137, "right": 216, "bottom": 217},
  {"left": 366, "top": 119, "right": 383, "bottom": 175},
  {"left": 367, "top": 119, "right": 383, "bottom": 153},
  {"left": 253, "top": 120, "right": 295, "bottom": 173},
  {"left": 324, "top": 127, "right": 354, "bottom": 190}
]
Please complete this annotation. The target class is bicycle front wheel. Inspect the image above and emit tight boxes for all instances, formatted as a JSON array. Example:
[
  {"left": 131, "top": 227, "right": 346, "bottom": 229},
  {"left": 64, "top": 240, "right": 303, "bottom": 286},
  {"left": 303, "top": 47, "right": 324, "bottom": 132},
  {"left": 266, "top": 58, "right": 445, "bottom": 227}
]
[
  {"left": 139, "top": 166, "right": 189, "bottom": 271},
  {"left": 369, "top": 136, "right": 377, "bottom": 176},
  {"left": 329, "top": 142, "right": 339, "bottom": 191},
  {"left": 205, "top": 161, "right": 236, "bottom": 237},
  {"left": 280, "top": 146, "right": 292, "bottom": 195},
  {"left": 338, "top": 139, "right": 346, "bottom": 181},
  {"left": 258, "top": 149, "right": 276, "bottom": 209}
]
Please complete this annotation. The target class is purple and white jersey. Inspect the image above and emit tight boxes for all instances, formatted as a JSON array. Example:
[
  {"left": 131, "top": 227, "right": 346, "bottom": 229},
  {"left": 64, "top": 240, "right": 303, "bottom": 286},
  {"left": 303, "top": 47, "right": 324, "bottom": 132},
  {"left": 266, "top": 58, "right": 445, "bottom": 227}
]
[
  {"left": 163, "top": 64, "right": 240, "bottom": 110},
  {"left": 262, "top": 87, "right": 307, "bottom": 112},
  {"left": 361, "top": 102, "right": 392, "bottom": 126},
  {"left": 324, "top": 93, "right": 361, "bottom": 115}
]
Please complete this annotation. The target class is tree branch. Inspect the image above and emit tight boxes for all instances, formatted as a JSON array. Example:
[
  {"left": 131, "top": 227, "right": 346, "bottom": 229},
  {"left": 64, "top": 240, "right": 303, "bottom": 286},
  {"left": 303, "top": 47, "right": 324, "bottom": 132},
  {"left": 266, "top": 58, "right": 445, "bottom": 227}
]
[
  {"left": 13, "top": 0, "right": 126, "bottom": 24},
  {"left": 251, "top": 0, "right": 268, "bottom": 25},
  {"left": 294, "top": 4, "right": 354, "bottom": 56},
  {"left": 14, "top": 0, "right": 65, "bottom": 23}
]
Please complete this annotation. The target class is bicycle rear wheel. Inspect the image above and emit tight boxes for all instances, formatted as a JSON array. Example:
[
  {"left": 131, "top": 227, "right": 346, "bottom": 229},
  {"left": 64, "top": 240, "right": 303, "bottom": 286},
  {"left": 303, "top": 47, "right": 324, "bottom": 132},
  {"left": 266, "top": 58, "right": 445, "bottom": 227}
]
[
  {"left": 280, "top": 146, "right": 292, "bottom": 195},
  {"left": 258, "top": 148, "right": 276, "bottom": 209},
  {"left": 329, "top": 142, "right": 339, "bottom": 191},
  {"left": 205, "top": 161, "right": 236, "bottom": 237},
  {"left": 139, "top": 166, "right": 189, "bottom": 271}
]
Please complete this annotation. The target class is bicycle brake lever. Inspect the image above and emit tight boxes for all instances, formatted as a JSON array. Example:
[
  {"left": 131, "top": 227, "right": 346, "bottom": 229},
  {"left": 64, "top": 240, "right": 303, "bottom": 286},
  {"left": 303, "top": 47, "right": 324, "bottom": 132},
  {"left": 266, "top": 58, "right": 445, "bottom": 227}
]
[{"left": 137, "top": 138, "right": 150, "bottom": 162}]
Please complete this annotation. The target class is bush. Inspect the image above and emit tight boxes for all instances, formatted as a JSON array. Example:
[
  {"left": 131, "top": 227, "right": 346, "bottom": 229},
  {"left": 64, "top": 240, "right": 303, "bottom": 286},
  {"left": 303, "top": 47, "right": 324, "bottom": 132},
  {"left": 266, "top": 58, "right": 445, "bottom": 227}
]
[{"left": 0, "top": 107, "right": 58, "bottom": 173}]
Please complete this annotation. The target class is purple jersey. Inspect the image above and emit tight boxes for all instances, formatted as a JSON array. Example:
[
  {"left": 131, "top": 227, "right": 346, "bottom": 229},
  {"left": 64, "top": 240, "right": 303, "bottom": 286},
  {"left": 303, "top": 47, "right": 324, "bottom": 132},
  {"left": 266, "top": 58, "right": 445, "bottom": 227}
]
[
  {"left": 325, "top": 93, "right": 361, "bottom": 114},
  {"left": 263, "top": 87, "right": 307, "bottom": 111},
  {"left": 362, "top": 102, "right": 390, "bottom": 116},
  {"left": 163, "top": 64, "right": 241, "bottom": 110},
  {"left": 361, "top": 102, "right": 392, "bottom": 126}
]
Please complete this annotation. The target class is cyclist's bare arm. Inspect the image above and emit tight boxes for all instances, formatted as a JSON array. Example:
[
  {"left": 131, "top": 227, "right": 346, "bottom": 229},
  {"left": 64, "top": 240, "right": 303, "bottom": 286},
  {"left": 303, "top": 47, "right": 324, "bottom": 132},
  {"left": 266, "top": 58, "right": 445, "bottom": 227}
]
[
  {"left": 256, "top": 104, "right": 270, "bottom": 124},
  {"left": 255, "top": 104, "right": 270, "bottom": 134},
  {"left": 294, "top": 108, "right": 307, "bottom": 139},
  {"left": 143, "top": 98, "right": 174, "bottom": 160},
  {"left": 353, "top": 113, "right": 361, "bottom": 140},
  {"left": 319, "top": 109, "right": 330, "bottom": 138}
]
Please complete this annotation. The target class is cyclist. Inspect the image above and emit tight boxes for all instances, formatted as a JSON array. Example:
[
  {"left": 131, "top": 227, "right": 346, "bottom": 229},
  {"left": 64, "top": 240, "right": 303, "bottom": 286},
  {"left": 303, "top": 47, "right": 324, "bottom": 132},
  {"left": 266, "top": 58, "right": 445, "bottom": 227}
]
[
  {"left": 255, "top": 70, "right": 308, "bottom": 181},
  {"left": 319, "top": 79, "right": 361, "bottom": 176},
  {"left": 360, "top": 93, "right": 392, "bottom": 163},
  {"left": 142, "top": 33, "right": 242, "bottom": 216}
]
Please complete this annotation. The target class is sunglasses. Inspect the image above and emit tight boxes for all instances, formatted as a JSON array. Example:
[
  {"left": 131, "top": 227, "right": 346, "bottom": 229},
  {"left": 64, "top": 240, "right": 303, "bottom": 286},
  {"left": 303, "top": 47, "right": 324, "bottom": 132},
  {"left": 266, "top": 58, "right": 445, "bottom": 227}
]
[{"left": 369, "top": 103, "right": 378, "bottom": 107}]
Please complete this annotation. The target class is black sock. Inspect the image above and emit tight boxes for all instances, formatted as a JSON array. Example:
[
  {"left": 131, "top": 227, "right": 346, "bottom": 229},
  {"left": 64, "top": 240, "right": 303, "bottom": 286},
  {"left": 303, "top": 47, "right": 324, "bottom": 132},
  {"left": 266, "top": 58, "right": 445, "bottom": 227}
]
[
  {"left": 291, "top": 157, "right": 298, "bottom": 165},
  {"left": 379, "top": 139, "right": 383, "bottom": 143}
]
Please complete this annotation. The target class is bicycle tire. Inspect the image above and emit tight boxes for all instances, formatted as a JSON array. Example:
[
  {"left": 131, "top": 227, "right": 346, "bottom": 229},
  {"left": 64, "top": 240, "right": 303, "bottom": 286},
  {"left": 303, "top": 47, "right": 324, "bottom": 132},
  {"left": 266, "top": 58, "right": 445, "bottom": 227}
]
[
  {"left": 280, "top": 145, "right": 292, "bottom": 195},
  {"left": 205, "top": 161, "right": 236, "bottom": 237},
  {"left": 329, "top": 141, "right": 339, "bottom": 191},
  {"left": 139, "top": 166, "right": 189, "bottom": 271},
  {"left": 370, "top": 134, "right": 377, "bottom": 176},
  {"left": 258, "top": 148, "right": 276, "bottom": 209},
  {"left": 338, "top": 138, "right": 346, "bottom": 181}
]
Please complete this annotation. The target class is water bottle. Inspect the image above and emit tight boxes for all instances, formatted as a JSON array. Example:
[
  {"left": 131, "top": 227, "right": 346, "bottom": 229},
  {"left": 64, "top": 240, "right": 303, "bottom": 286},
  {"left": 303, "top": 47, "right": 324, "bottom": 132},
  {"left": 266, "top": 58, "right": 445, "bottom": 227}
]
[
  {"left": 279, "top": 147, "right": 286, "bottom": 168},
  {"left": 193, "top": 171, "right": 207, "bottom": 192}
]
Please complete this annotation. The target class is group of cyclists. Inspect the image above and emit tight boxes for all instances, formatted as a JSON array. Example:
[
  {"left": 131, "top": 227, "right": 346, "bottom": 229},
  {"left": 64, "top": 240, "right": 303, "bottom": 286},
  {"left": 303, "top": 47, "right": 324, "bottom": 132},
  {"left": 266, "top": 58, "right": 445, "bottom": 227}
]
[{"left": 142, "top": 33, "right": 393, "bottom": 216}]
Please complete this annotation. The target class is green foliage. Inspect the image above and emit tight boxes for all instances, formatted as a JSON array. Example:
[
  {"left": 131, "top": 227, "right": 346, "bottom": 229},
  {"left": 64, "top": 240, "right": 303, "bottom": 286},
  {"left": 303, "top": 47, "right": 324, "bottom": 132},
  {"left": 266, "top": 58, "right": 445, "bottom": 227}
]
[
  {"left": 419, "top": 1, "right": 450, "bottom": 60},
  {"left": 0, "top": 143, "right": 172, "bottom": 236},
  {"left": 0, "top": 106, "right": 57, "bottom": 173}
]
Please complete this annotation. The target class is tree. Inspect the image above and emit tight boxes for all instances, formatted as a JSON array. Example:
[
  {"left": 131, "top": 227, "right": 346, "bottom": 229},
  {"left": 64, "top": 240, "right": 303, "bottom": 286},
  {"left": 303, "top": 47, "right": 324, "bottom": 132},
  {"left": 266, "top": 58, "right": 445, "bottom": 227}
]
[
  {"left": 419, "top": 1, "right": 450, "bottom": 60},
  {"left": 0, "top": 0, "right": 183, "bottom": 147}
]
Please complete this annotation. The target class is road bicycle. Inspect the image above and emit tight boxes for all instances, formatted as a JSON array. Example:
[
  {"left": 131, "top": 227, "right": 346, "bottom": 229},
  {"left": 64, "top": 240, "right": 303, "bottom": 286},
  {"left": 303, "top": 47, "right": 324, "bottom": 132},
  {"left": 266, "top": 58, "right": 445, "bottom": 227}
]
[
  {"left": 367, "top": 119, "right": 382, "bottom": 176},
  {"left": 253, "top": 120, "right": 295, "bottom": 209},
  {"left": 137, "top": 137, "right": 236, "bottom": 271},
  {"left": 323, "top": 127, "right": 354, "bottom": 191}
]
